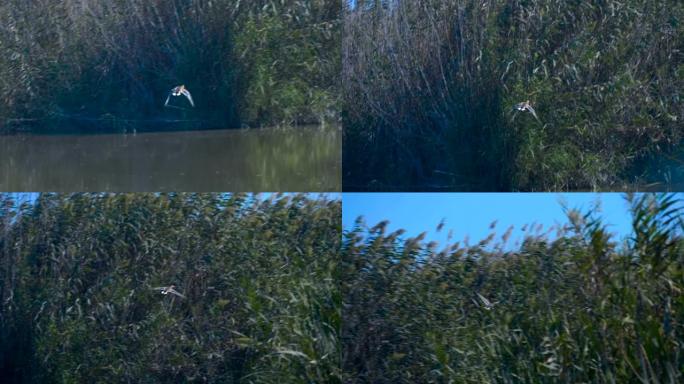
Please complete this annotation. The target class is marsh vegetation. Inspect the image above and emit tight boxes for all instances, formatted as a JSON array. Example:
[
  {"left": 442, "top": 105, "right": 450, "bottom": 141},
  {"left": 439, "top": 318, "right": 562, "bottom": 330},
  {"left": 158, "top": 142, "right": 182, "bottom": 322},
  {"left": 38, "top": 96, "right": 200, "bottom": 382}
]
[
  {"left": 342, "top": 194, "right": 683, "bottom": 382},
  {"left": 0, "top": 0, "right": 340, "bottom": 131},
  {"left": 342, "top": 1, "right": 683, "bottom": 191},
  {"left": 0, "top": 193, "right": 341, "bottom": 383}
]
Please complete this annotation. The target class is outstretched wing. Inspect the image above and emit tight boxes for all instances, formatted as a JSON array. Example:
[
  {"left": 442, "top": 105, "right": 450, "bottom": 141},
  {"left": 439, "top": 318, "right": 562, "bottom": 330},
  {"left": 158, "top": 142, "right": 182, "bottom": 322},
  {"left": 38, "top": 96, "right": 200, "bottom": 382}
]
[
  {"left": 477, "top": 292, "right": 492, "bottom": 309},
  {"left": 164, "top": 92, "right": 172, "bottom": 107},
  {"left": 167, "top": 288, "right": 185, "bottom": 298},
  {"left": 181, "top": 88, "right": 194, "bottom": 107},
  {"left": 526, "top": 105, "right": 540, "bottom": 123}
]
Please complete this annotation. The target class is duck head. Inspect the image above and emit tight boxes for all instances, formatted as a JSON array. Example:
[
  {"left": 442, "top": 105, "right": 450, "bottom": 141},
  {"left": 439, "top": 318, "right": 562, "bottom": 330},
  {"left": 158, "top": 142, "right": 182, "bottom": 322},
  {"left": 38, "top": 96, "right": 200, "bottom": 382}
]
[{"left": 172, "top": 85, "right": 185, "bottom": 96}]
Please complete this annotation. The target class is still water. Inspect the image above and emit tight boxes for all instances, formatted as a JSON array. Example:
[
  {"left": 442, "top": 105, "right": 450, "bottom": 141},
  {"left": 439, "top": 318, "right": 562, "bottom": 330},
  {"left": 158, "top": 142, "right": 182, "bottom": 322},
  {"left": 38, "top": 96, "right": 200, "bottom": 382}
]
[{"left": 0, "top": 126, "right": 340, "bottom": 191}]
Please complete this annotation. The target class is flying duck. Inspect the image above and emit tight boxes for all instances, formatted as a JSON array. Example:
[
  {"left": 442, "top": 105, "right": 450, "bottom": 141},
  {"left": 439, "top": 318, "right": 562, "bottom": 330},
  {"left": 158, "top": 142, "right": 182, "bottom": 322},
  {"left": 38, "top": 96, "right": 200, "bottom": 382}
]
[
  {"left": 165, "top": 85, "right": 194, "bottom": 107},
  {"left": 512, "top": 100, "right": 540, "bottom": 122},
  {"left": 476, "top": 292, "right": 497, "bottom": 310},
  {"left": 152, "top": 285, "right": 185, "bottom": 298}
]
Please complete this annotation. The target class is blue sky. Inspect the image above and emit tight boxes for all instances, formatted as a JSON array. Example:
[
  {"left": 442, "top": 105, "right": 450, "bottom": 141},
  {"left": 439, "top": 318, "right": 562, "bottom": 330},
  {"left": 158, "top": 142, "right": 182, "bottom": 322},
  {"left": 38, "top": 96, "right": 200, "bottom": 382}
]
[{"left": 343, "top": 193, "right": 648, "bottom": 249}]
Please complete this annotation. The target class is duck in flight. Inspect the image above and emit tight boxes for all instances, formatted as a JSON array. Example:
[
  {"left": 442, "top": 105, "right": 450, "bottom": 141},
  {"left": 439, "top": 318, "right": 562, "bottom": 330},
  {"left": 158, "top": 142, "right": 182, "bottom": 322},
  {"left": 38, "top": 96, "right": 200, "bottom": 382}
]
[
  {"left": 165, "top": 85, "right": 194, "bottom": 108},
  {"left": 152, "top": 285, "right": 185, "bottom": 298},
  {"left": 476, "top": 292, "right": 497, "bottom": 310},
  {"left": 512, "top": 100, "right": 540, "bottom": 123}
]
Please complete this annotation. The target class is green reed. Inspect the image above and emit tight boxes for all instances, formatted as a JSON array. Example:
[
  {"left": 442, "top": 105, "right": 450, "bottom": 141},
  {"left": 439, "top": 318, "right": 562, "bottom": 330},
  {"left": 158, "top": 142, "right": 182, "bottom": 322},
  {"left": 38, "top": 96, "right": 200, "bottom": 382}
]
[
  {"left": 342, "top": 194, "right": 683, "bottom": 382},
  {"left": 0, "top": 1, "right": 340, "bottom": 129},
  {"left": 0, "top": 193, "right": 341, "bottom": 383},
  {"left": 342, "top": 1, "right": 683, "bottom": 191}
]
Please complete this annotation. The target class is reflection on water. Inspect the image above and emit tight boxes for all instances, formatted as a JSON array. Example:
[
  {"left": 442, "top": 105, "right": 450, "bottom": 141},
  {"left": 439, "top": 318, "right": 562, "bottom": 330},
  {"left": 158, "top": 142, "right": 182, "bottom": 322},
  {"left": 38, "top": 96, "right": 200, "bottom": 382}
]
[{"left": 0, "top": 126, "right": 340, "bottom": 191}]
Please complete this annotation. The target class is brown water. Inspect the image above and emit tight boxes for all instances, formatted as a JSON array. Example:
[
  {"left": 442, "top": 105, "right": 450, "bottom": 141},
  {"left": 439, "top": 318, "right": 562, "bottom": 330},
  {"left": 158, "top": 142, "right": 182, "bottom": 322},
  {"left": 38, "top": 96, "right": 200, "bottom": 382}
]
[{"left": 0, "top": 126, "right": 340, "bottom": 191}]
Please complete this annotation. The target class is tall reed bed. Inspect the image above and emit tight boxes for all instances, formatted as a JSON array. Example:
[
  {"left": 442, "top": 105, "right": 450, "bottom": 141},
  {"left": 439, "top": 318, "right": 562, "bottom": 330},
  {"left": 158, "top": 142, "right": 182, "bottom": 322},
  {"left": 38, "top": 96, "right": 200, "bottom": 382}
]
[
  {"left": 342, "top": 194, "right": 683, "bottom": 382},
  {"left": 0, "top": 0, "right": 340, "bottom": 128},
  {"left": 0, "top": 193, "right": 341, "bottom": 383},
  {"left": 342, "top": 1, "right": 684, "bottom": 191}
]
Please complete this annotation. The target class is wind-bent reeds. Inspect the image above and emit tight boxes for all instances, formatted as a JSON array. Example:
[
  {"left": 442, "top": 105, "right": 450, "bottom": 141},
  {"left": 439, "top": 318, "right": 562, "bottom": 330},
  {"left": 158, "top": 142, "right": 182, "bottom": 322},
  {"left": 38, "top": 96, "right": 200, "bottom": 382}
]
[
  {"left": 342, "top": 194, "right": 683, "bottom": 382},
  {"left": 0, "top": 193, "right": 341, "bottom": 383},
  {"left": 342, "top": 1, "right": 684, "bottom": 191},
  {"left": 0, "top": 0, "right": 340, "bottom": 129}
]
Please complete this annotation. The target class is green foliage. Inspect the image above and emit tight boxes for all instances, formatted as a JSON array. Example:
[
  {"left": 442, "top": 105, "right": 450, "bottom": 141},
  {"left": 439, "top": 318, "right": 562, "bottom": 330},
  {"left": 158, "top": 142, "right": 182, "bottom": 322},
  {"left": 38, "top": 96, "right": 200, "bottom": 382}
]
[
  {"left": 0, "top": 0, "right": 340, "bottom": 129},
  {"left": 342, "top": 194, "right": 683, "bottom": 382},
  {"left": 343, "top": 0, "right": 684, "bottom": 191},
  {"left": 0, "top": 193, "right": 341, "bottom": 383},
  {"left": 234, "top": 1, "right": 341, "bottom": 126}
]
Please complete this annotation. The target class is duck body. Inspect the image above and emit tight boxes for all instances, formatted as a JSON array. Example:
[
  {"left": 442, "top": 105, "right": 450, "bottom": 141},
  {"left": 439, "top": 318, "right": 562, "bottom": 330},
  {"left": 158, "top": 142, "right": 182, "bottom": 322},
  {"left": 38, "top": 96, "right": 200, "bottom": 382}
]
[
  {"left": 512, "top": 100, "right": 540, "bottom": 122},
  {"left": 165, "top": 85, "right": 194, "bottom": 107},
  {"left": 152, "top": 285, "right": 185, "bottom": 298}
]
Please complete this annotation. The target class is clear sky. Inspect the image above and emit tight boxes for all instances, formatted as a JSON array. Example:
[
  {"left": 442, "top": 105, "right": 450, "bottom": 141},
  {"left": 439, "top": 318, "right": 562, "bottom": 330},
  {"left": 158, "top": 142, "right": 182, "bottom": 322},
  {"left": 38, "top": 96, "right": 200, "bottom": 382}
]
[{"left": 342, "top": 193, "right": 660, "bottom": 249}]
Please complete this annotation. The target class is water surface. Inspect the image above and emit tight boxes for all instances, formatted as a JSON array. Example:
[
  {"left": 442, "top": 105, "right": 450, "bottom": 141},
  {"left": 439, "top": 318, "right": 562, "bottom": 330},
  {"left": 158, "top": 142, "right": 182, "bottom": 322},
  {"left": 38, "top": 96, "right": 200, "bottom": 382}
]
[{"left": 0, "top": 126, "right": 340, "bottom": 191}]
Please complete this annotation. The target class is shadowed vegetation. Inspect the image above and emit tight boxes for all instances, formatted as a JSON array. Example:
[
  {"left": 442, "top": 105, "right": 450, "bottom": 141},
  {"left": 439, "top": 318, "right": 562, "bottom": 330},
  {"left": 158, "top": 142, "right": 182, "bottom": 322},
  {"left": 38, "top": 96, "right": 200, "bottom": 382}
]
[
  {"left": 342, "top": 0, "right": 684, "bottom": 191},
  {"left": 0, "top": 0, "right": 340, "bottom": 130},
  {"left": 342, "top": 194, "right": 683, "bottom": 382},
  {"left": 0, "top": 193, "right": 341, "bottom": 383}
]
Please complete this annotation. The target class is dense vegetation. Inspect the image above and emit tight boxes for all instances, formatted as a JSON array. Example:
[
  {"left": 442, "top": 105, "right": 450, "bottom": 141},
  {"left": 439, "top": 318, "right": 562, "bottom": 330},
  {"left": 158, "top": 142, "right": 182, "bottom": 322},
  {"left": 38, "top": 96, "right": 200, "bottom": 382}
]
[
  {"left": 0, "top": 193, "right": 341, "bottom": 383},
  {"left": 342, "top": 194, "right": 683, "bottom": 382},
  {"left": 343, "top": 0, "right": 684, "bottom": 191},
  {"left": 0, "top": 0, "right": 340, "bottom": 130}
]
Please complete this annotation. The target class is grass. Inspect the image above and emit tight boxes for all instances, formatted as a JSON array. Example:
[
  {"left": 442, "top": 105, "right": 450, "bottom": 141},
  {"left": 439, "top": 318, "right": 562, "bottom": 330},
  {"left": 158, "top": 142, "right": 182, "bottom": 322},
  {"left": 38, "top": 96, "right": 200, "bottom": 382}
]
[
  {"left": 342, "top": 1, "right": 684, "bottom": 191},
  {"left": 342, "top": 193, "right": 683, "bottom": 382},
  {"left": 0, "top": 193, "right": 341, "bottom": 383}
]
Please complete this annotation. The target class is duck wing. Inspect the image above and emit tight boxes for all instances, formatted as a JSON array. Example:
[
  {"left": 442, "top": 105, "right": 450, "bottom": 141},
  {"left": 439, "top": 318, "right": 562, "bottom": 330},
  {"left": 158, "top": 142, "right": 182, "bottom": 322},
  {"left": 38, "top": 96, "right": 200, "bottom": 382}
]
[
  {"left": 164, "top": 92, "right": 172, "bottom": 107},
  {"left": 477, "top": 292, "right": 492, "bottom": 308},
  {"left": 526, "top": 105, "right": 540, "bottom": 122},
  {"left": 167, "top": 288, "right": 185, "bottom": 298},
  {"left": 180, "top": 88, "right": 194, "bottom": 107}
]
